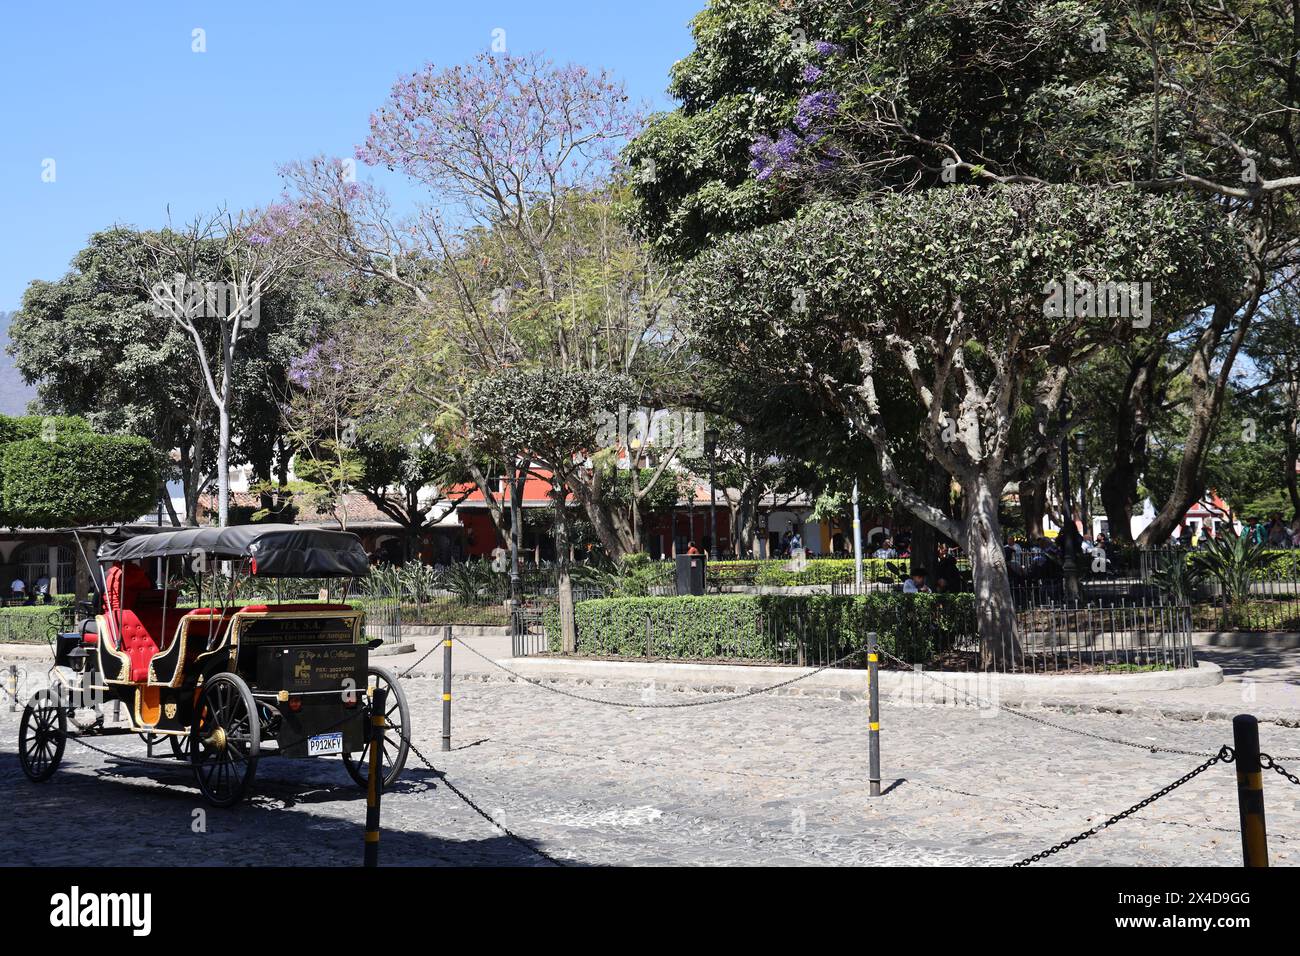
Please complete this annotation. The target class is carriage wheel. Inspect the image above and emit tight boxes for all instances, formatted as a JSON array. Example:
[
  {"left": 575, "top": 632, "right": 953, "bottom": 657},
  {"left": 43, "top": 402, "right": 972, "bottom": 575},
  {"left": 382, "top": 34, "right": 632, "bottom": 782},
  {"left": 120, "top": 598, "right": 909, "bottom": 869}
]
[
  {"left": 191, "top": 673, "right": 259, "bottom": 807},
  {"left": 19, "top": 690, "right": 67, "bottom": 782},
  {"left": 342, "top": 665, "right": 410, "bottom": 789}
]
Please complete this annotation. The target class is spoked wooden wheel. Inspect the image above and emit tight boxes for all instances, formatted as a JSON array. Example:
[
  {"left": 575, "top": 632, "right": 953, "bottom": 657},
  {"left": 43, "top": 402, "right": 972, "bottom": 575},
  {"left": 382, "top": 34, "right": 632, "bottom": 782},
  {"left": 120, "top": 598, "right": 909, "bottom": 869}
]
[
  {"left": 191, "top": 673, "right": 259, "bottom": 807},
  {"left": 19, "top": 690, "right": 67, "bottom": 782},
  {"left": 342, "top": 665, "right": 410, "bottom": 789}
]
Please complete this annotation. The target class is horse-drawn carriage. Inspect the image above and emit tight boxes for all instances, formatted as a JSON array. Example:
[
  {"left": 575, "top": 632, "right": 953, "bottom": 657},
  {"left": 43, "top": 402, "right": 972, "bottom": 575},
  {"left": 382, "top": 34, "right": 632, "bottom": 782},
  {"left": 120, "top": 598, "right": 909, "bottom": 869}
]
[{"left": 17, "top": 524, "right": 409, "bottom": 806}]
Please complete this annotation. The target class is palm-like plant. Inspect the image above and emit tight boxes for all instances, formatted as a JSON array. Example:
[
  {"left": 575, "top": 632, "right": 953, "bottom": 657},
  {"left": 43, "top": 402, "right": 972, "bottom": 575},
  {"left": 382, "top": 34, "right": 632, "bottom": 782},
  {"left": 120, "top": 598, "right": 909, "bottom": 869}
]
[
  {"left": 443, "top": 560, "right": 495, "bottom": 604},
  {"left": 397, "top": 561, "right": 444, "bottom": 604},
  {"left": 1149, "top": 552, "right": 1202, "bottom": 606},
  {"left": 1190, "top": 530, "right": 1280, "bottom": 626}
]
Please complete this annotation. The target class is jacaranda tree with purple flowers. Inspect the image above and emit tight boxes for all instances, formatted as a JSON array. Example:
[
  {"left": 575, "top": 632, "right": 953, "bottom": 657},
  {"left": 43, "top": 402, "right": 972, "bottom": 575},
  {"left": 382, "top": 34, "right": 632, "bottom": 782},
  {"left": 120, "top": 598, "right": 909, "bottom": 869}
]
[{"left": 282, "top": 53, "right": 681, "bottom": 573}]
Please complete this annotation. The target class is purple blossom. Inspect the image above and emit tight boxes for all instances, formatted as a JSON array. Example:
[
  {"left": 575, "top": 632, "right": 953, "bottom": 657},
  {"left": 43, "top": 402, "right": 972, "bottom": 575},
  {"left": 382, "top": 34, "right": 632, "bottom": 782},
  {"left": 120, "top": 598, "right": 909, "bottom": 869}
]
[
  {"left": 795, "top": 90, "right": 840, "bottom": 131},
  {"left": 801, "top": 64, "right": 824, "bottom": 84},
  {"left": 749, "top": 129, "right": 807, "bottom": 181},
  {"left": 814, "top": 41, "right": 841, "bottom": 57}
]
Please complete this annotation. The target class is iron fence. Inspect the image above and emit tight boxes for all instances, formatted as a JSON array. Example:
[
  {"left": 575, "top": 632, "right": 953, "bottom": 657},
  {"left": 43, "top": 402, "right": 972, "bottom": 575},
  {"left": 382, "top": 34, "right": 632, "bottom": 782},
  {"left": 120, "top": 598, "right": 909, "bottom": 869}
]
[
  {"left": 1012, "top": 603, "right": 1194, "bottom": 673},
  {"left": 513, "top": 591, "right": 1195, "bottom": 674}
]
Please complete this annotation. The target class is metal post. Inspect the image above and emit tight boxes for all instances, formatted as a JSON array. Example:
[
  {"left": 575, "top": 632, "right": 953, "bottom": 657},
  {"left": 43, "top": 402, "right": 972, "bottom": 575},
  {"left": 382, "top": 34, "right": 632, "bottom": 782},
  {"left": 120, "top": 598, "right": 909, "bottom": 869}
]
[
  {"left": 1059, "top": 431, "right": 1080, "bottom": 603},
  {"left": 867, "top": 630, "right": 881, "bottom": 797},
  {"left": 1233, "top": 714, "right": 1269, "bottom": 867},
  {"left": 509, "top": 471, "right": 522, "bottom": 602},
  {"left": 8, "top": 664, "right": 16, "bottom": 712},
  {"left": 364, "top": 685, "right": 388, "bottom": 867},
  {"left": 709, "top": 466, "right": 718, "bottom": 561},
  {"left": 441, "top": 626, "right": 453, "bottom": 752},
  {"left": 852, "top": 481, "right": 864, "bottom": 589}
]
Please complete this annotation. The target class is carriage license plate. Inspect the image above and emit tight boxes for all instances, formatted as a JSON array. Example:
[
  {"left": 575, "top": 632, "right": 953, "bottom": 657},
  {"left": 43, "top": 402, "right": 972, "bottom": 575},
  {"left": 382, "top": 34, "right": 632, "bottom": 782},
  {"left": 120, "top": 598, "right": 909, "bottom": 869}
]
[{"left": 307, "top": 732, "right": 343, "bottom": 757}]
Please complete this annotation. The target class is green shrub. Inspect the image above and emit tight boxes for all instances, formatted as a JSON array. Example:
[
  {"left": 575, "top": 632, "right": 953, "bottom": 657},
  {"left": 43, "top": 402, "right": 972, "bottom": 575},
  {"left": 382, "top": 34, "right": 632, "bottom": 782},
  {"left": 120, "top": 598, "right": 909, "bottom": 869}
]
[
  {"left": 0, "top": 601, "right": 75, "bottom": 643},
  {"left": 543, "top": 592, "right": 975, "bottom": 665},
  {"left": 703, "top": 558, "right": 908, "bottom": 589},
  {"left": 0, "top": 434, "right": 160, "bottom": 526}
]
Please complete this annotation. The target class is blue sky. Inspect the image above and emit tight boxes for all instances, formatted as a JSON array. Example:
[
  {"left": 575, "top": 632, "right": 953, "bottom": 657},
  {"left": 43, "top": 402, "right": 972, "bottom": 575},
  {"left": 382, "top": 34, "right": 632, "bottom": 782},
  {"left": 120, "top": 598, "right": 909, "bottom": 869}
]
[{"left": 0, "top": 0, "right": 702, "bottom": 310}]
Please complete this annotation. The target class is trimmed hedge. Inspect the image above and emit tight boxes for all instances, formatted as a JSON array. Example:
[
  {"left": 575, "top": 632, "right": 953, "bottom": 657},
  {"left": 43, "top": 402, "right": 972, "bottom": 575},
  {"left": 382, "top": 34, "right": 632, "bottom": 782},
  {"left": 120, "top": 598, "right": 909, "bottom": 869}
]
[
  {"left": 544, "top": 593, "right": 976, "bottom": 665},
  {"left": 0, "top": 433, "right": 160, "bottom": 526},
  {"left": 0, "top": 600, "right": 75, "bottom": 644},
  {"left": 623, "top": 558, "right": 911, "bottom": 590}
]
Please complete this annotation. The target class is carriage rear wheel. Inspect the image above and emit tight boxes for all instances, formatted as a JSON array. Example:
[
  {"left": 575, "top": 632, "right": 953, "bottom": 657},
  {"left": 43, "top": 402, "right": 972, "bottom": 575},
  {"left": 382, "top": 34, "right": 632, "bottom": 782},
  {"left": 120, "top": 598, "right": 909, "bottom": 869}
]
[
  {"left": 19, "top": 690, "right": 66, "bottom": 782},
  {"left": 191, "top": 673, "right": 259, "bottom": 807},
  {"left": 342, "top": 665, "right": 410, "bottom": 790}
]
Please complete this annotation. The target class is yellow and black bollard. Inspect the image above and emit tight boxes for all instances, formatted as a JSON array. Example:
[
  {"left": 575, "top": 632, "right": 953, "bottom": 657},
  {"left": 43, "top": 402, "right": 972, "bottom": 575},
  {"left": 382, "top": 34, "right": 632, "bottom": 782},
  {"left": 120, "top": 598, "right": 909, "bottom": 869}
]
[
  {"left": 867, "top": 631, "right": 881, "bottom": 797},
  {"left": 364, "top": 685, "right": 388, "bottom": 867},
  {"left": 1233, "top": 714, "right": 1269, "bottom": 867},
  {"left": 442, "top": 625, "right": 452, "bottom": 752}
]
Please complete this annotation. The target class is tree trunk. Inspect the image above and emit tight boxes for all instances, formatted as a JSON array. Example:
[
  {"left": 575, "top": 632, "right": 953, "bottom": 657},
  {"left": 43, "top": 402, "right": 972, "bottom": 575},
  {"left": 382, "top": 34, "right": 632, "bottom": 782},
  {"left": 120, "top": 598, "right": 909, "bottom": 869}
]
[
  {"left": 217, "top": 402, "right": 230, "bottom": 528},
  {"left": 1100, "top": 348, "right": 1160, "bottom": 544},
  {"left": 551, "top": 478, "right": 577, "bottom": 653},
  {"left": 1021, "top": 477, "right": 1046, "bottom": 542},
  {"left": 1286, "top": 399, "right": 1300, "bottom": 521},
  {"left": 1140, "top": 297, "right": 1257, "bottom": 545},
  {"left": 964, "top": 474, "right": 1022, "bottom": 669}
]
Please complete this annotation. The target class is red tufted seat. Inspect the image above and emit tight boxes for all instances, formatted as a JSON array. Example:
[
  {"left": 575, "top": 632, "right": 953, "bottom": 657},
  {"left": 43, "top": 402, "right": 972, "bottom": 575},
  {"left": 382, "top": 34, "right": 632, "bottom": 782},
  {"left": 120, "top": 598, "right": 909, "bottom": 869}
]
[{"left": 105, "top": 563, "right": 175, "bottom": 683}]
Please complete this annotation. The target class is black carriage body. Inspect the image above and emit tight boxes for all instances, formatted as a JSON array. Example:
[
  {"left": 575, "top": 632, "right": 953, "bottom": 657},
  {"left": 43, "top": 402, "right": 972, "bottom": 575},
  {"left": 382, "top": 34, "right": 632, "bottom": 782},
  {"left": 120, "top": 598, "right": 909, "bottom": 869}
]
[{"left": 253, "top": 644, "right": 368, "bottom": 756}]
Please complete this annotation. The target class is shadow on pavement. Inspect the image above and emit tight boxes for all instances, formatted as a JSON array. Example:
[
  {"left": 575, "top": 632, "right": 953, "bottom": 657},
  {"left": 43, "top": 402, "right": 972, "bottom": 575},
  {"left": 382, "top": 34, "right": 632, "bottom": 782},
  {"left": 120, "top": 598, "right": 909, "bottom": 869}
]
[{"left": 0, "top": 748, "right": 571, "bottom": 867}]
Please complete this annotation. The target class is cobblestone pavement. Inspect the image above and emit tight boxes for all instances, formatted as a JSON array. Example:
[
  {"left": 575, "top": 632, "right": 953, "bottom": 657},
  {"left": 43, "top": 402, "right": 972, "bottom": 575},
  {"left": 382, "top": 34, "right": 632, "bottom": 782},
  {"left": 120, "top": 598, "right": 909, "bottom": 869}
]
[{"left": 2, "top": 668, "right": 1298, "bottom": 866}]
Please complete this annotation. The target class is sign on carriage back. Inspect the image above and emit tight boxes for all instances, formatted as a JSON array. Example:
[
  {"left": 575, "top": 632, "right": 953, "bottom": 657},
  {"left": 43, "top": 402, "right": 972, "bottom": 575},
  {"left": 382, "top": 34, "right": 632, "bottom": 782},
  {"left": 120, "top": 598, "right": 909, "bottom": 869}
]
[{"left": 240, "top": 615, "right": 352, "bottom": 645}]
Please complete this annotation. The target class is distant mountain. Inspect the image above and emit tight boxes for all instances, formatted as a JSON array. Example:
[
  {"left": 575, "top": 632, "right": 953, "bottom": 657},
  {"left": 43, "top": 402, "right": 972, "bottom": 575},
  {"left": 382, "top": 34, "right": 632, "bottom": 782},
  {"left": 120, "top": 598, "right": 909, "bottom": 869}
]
[{"left": 0, "top": 312, "right": 38, "bottom": 415}]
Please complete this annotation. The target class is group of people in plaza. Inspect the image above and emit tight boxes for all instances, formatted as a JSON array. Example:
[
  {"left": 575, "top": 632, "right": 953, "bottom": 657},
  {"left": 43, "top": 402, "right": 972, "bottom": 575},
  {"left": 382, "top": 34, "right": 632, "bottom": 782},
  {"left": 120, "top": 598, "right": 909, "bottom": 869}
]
[
  {"left": 1244, "top": 513, "right": 1300, "bottom": 549},
  {"left": 7, "top": 575, "right": 52, "bottom": 605}
]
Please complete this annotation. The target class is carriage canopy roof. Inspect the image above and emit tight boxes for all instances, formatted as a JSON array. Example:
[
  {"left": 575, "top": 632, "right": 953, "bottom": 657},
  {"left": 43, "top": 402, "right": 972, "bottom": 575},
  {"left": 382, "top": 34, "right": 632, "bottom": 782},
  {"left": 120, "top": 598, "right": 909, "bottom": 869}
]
[{"left": 95, "top": 524, "right": 370, "bottom": 577}]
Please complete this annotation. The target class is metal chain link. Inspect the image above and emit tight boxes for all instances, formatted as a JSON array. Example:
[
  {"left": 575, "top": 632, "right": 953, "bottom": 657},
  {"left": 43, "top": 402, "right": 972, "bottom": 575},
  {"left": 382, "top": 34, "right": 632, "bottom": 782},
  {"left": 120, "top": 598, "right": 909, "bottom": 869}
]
[
  {"left": 1260, "top": 753, "right": 1300, "bottom": 787},
  {"left": 1014, "top": 746, "right": 1234, "bottom": 866},
  {"left": 387, "top": 721, "right": 566, "bottom": 866},
  {"left": 451, "top": 636, "right": 868, "bottom": 709},
  {"left": 877, "top": 648, "right": 1224, "bottom": 758},
  {"left": 397, "top": 644, "right": 439, "bottom": 680}
]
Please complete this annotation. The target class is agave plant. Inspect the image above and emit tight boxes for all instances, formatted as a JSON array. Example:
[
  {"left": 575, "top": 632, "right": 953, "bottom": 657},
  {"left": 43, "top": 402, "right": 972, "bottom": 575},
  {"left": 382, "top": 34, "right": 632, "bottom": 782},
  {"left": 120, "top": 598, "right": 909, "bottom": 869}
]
[
  {"left": 1148, "top": 552, "right": 1201, "bottom": 606},
  {"left": 396, "top": 561, "right": 444, "bottom": 604},
  {"left": 443, "top": 560, "right": 496, "bottom": 604},
  {"left": 1190, "top": 530, "right": 1280, "bottom": 625},
  {"left": 360, "top": 564, "right": 404, "bottom": 598}
]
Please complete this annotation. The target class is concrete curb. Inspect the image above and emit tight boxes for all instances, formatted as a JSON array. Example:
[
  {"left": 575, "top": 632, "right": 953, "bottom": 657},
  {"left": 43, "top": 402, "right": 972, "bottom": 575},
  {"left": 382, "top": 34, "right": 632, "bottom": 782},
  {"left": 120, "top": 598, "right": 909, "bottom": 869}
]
[
  {"left": 488, "top": 656, "right": 1223, "bottom": 705},
  {"left": 1195, "top": 631, "right": 1300, "bottom": 649},
  {"left": 401, "top": 625, "right": 510, "bottom": 639},
  {"left": 369, "top": 641, "right": 416, "bottom": 657}
]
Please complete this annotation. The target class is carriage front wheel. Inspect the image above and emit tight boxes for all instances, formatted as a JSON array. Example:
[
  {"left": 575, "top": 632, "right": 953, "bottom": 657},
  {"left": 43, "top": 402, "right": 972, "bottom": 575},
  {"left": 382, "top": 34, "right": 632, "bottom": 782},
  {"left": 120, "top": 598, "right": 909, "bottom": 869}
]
[
  {"left": 191, "top": 672, "right": 260, "bottom": 807},
  {"left": 19, "top": 690, "right": 66, "bottom": 782},
  {"left": 342, "top": 665, "right": 410, "bottom": 789}
]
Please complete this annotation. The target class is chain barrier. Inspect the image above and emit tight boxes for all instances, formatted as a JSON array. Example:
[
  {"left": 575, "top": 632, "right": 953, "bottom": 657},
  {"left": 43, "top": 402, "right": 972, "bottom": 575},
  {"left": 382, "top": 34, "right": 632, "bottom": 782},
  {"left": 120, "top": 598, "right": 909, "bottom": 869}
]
[
  {"left": 387, "top": 721, "right": 566, "bottom": 866},
  {"left": 1260, "top": 752, "right": 1300, "bottom": 787},
  {"left": 397, "top": 644, "right": 439, "bottom": 680},
  {"left": 449, "top": 636, "right": 868, "bottom": 709},
  {"left": 1014, "top": 746, "right": 1235, "bottom": 866}
]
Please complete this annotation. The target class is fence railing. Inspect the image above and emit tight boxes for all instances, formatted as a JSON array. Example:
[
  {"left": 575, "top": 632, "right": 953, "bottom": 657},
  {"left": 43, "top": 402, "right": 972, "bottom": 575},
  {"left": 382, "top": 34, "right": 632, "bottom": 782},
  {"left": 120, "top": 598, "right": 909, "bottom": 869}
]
[{"left": 515, "top": 594, "right": 1195, "bottom": 674}]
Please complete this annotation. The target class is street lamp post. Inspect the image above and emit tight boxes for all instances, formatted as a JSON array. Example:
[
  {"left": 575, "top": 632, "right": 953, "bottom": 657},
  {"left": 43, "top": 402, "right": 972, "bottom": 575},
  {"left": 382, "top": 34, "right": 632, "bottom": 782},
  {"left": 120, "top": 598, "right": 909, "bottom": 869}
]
[
  {"left": 687, "top": 485, "right": 695, "bottom": 553},
  {"left": 705, "top": 428, "right": 719, "bottom": 560},
  {"left": 1075, "top": 431, "right": 1088, "bottom": 542},
  {"left": 1059, "top": 403, "right": 1080, "bottom": 603},
  {"left": 852, "top": 480, "right": 864, "bottom": 589}
]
